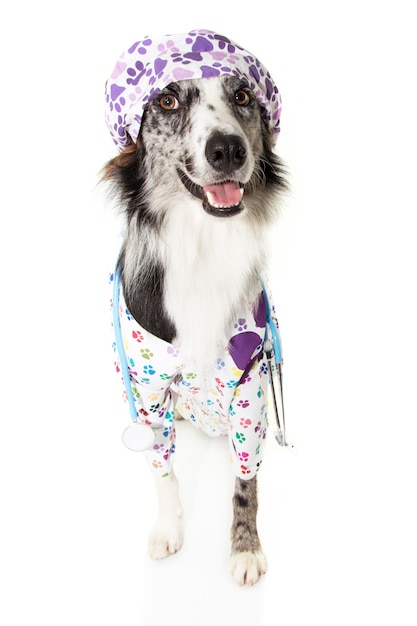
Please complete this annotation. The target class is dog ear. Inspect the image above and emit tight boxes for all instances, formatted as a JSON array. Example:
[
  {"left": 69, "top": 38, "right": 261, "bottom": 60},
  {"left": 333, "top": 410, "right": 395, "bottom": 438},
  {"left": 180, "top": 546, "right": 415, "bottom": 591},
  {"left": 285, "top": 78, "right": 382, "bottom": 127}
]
[{"left": 100, "top": 142, "right": 140, "bottom": 183}]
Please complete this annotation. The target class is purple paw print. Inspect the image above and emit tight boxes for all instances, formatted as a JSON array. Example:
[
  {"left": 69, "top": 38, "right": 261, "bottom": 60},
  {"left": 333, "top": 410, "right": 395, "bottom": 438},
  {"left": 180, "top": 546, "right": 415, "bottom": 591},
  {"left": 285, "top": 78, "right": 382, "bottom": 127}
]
[
  {"left": 255, "top": 421, "right": 267, "bottom": 439},
  {"left": 234, "top": 318, "right": 248, "bottom": 332}
]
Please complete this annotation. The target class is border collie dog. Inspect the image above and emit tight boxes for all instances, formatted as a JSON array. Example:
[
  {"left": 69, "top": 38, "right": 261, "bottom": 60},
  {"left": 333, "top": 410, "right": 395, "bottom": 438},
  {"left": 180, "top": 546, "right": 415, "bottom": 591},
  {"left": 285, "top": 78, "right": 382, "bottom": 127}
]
[{"left": 102, "top": 30, "right": 287, "bottom": 585}]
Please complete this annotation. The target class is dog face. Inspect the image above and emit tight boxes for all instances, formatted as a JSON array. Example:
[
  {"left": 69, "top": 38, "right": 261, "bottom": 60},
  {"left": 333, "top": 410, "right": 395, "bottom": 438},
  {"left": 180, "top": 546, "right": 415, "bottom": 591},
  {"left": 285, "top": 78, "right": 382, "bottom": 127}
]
[{"left": 138, "top": 76, "right": 280, "bottom": 220}]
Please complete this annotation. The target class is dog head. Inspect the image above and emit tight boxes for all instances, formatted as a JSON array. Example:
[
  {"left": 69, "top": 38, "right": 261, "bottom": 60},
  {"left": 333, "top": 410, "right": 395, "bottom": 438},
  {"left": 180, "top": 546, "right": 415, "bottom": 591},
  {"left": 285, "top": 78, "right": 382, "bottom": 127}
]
[{"left": 103, "top": 30, "right": 286, "bottom": 222}]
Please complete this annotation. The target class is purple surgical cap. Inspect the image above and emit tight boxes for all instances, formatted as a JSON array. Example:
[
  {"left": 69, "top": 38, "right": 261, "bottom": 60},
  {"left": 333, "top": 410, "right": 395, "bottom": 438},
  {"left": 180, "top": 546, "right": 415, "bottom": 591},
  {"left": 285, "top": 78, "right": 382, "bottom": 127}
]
[{"left": 105, "top": 29, "right": 281, "bottom": 152}]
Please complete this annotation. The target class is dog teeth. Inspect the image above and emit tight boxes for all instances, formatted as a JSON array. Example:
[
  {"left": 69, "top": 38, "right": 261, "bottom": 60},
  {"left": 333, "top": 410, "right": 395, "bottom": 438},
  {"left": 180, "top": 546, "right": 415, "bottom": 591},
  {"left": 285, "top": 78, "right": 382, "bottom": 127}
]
[{"left": 207, "top": 197, "right": 240, "bottom": 209}]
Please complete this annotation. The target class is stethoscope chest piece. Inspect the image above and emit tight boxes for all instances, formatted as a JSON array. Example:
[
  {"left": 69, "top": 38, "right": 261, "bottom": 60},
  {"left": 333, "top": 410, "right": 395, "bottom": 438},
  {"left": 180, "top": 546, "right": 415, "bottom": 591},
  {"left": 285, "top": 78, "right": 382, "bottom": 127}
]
[{"left": 122, "top": 422, "right": 155, "bottom": 452}]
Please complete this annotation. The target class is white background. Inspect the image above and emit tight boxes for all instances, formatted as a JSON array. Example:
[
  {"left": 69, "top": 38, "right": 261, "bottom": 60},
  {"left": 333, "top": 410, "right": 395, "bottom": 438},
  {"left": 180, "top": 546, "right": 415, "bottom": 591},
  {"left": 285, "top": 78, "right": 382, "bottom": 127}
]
[{"left": 1, "top": 1, "right": 416, "bottom": 624}]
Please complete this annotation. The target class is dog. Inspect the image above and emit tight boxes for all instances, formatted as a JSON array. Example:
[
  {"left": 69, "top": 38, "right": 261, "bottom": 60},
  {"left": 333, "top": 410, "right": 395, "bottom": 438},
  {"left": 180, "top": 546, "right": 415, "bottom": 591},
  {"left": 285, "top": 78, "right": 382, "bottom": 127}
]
[{"left": 102, "top": 30, "right": 287, "bottom": 585}]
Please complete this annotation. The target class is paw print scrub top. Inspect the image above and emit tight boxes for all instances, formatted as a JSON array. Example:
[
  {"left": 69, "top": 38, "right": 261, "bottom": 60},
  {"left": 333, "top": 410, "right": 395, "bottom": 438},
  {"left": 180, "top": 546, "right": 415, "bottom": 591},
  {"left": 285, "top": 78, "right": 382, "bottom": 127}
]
[{"left": 110, "top": 274, "right": 270, "bottom": 480}]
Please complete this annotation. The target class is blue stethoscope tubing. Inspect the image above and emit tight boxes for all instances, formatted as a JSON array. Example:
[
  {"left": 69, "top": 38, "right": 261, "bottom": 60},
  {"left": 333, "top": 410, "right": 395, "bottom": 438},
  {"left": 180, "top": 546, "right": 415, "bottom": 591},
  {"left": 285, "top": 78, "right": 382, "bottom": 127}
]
[
  {"left": 112, "top": 266, "right": 140, "bottom": 423},
  {"left": 113, "top": 265, "right": 287, "bottom": 447}
]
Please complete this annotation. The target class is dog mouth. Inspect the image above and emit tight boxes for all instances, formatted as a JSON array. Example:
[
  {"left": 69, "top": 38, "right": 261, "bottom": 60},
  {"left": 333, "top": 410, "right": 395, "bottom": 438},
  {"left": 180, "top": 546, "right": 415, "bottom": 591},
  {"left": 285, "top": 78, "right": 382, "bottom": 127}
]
[{"left": 177, "top": 169, "right": 244, "bottom": 217}]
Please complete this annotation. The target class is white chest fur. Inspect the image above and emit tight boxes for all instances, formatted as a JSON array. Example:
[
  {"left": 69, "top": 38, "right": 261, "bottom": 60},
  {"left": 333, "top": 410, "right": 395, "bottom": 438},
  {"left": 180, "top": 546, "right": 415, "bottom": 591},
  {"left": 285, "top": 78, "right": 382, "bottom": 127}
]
[{"left": 162, "top": 199, "right": 267, "bottom": 367}]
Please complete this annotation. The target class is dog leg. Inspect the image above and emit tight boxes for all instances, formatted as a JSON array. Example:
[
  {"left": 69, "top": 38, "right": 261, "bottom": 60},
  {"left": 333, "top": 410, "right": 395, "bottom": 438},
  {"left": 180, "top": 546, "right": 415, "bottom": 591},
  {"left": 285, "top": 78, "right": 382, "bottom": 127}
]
[
  {"left": 148, "top": 471, "right": 184, "bottom": 559},
  {"left": 230, "top": 476, "right": 267, "bottom": 585}
]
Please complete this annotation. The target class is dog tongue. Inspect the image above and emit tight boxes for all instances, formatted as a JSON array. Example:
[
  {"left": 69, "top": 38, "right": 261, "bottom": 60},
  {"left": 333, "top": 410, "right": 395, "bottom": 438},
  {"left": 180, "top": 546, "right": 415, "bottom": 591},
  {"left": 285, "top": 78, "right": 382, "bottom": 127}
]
[{"left": 203, "top": 182, "right": 243, "bottom": 207}]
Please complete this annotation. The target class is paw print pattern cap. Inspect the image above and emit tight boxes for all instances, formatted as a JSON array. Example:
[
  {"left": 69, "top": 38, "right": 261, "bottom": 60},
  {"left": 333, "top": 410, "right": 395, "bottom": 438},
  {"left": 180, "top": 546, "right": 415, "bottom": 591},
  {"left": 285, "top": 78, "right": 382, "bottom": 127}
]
[{"left": 105, "top": 29, "right": 281, "bottom": 152}]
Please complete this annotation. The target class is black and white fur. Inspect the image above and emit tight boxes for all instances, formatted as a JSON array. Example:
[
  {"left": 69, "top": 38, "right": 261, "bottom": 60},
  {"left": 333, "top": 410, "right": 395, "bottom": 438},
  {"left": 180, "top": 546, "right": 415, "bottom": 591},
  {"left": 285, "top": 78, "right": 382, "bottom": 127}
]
[{"left": 103, "top": 75, "right": 287, "bottom": 585}]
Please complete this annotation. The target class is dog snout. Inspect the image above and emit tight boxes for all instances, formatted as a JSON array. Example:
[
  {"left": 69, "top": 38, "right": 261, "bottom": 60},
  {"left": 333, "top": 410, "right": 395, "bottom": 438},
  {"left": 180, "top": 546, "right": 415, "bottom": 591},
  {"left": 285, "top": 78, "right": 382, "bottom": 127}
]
[{"left": 205, "top": 132, "right": 246, "bottom": 174}]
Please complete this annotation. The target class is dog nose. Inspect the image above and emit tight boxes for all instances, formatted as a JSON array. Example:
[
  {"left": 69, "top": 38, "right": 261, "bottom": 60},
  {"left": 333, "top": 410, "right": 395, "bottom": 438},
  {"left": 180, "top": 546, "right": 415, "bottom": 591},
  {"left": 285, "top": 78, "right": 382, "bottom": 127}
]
[{"left": 205, "top": 132, "right": 246, "bottom": 174}]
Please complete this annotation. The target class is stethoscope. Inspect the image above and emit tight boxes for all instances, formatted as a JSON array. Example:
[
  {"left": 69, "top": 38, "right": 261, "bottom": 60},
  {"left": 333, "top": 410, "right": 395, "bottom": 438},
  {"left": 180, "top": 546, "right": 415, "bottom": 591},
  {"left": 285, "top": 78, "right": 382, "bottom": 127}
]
[
  {"left": 260, "top": 280, "right": 290, "bottom": 448},
  {"left": 113, "top": 265, "right": 290, "bottom": 451}
]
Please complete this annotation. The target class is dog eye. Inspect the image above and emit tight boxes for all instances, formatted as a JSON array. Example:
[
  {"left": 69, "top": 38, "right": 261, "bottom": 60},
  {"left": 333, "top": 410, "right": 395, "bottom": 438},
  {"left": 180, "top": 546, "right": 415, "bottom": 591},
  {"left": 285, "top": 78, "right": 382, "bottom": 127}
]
[
  {"left": 159, "top": 94, "right": 179, "bottom": 110},
  {"left": 234, "top": 90, "right": 250, "bottom": 106}
]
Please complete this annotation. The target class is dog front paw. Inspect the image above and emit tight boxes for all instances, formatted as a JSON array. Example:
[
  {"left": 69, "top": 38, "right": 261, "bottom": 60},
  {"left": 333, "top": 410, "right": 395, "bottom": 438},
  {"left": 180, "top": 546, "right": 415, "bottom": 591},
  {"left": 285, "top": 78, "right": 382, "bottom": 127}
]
[
  {"left": 230, "top": 550, "right": 268, "bottom": 586},
  {"left": 148, "top": 517, "right": 184, "bottom": 559}
]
